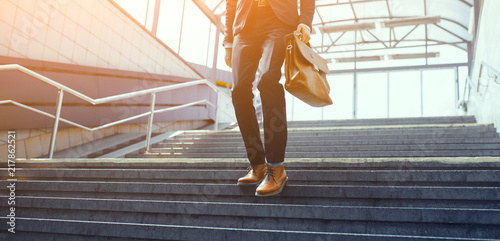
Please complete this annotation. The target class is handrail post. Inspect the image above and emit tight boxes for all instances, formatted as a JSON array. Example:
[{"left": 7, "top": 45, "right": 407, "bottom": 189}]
[
  {"left": 48, "top": 89, "right": 64, "bottom": 159},
  {"left": 214, "top": 91, "right": 220, "bottom": 131},
  {"left": 145, "top": 93, "right": 156, "bottom": 152}
]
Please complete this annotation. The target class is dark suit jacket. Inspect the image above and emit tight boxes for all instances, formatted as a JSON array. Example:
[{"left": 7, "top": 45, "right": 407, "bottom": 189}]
[{"left": 223, "top": 0, "right": 315, "bottom": 47}]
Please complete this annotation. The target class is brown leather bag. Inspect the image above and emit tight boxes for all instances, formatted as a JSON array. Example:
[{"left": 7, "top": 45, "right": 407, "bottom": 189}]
[{"left": 284, "top": 31, "right": 333, "bottom": 107}]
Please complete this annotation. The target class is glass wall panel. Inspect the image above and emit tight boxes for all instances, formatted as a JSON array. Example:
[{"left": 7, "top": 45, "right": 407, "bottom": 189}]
[
  {"left": 388, "top": 71, "right": 422, "bottom": 117},
  {"left": 286, "top": 90, "right": 323, "bottom": 121},
  {"left": 324, "top": 73, "right": 354, "bottom": 120},
  {"left": 156, "top": 0, "right": 184, "bottom": 53},
  {"left": 285, "top": 74, "right": 354, "bottom": 121},
  {"left": 427, "top": 44, "right": 468, "bottom": 65},
  {"left": 357, "top": 72, "right": 388, "bottom": 118},
  {"left": 458, "top": 66, "right": 469, "bottom": 102},
  {"left": 116, "top": 0, "right": 228, "bottom": 77},
  {"left": 176, "top": 0, "right": 214, "bottom": 66},
  {"left": 422, "top": 69, "right": 457, "bottom": 116},
  {"left": 115, "top": 0, "right": 149, "bottom": 26}
]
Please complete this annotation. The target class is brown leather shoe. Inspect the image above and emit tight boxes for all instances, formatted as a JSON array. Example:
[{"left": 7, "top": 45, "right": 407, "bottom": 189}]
[
  {"left": 237, "top": 163, "right": 268, "bottom": 185},
  {"left": 255, "top": 165, "right": 288, "bottom": 197}
]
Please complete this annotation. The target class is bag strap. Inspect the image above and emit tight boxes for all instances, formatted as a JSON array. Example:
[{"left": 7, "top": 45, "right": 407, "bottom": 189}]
[{"left": 284, "top": 31, "right": 312, "bottom": 48}]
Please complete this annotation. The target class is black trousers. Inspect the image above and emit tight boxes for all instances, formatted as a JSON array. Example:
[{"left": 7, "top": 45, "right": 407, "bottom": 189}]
[{"left": 231, "top": 4, "right": 293, "bottom": 166}]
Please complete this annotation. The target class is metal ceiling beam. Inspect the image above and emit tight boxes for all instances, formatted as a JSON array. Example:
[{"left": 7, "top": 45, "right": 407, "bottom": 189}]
[
  {"left": 329, "top": 63, "right": 468, "bottom": 74},
  {"left": 393, "top": 25, "right": 419, "bottom": 48},
  {"left": 330, "top": 39, "right": 469, "bottom": 50},
  {"left": 325, "top": 31, "right": 347, "bottom": 52},
  {"left": 191, "top": 0, "right": 224, "bottom": 33},
  {"left": 349, "top": 0, "right": 358, "bottom": 22},
  {"left": 332, "top": 32, "right": 346, "bottom": 45},
  {"left": 207, "top": 0, "right": 471, "bottom": 62},
  {"left": 317, "top": 20, "right": 468, "bottom": 52},
  {"left": 382, "top": 16, "right": 441, "bottom": 28},
  {"left": 314, "top": 6, "right": 337, "bottom": 53},
  {"left": 314, "top": 40, "right": 468, "bottom": 54},
  {"left": 459, "top": 0, "right": 473, "bottom": 7},
  {"left": 348, "top": 0, "right": 367, "bottom": 43},
  {"left": 391, "top": 52, "right": 440, "bottom": 60},
  {"left": 366, "top": 29, "right": 389, "bottom": 48},
  {"left": 316, "top": 0, "right": 385, "bottom": 8},
  {"left": 151, "top": 0, "right": 162, "bottom": 35},
  {"left": 473, "top": 0, "right": 481, "bottom": 42},
  {"left": 386, "top": 0, "right": 397, "bottom": 44},
  {"left": 424, "top": 0, "right": 429, "bottom": 65},
  {"left": 333, "top": 52, "right": 440, "bottom": 63},
  {"left": 433, "top": 23, "right": 468, "bottom": 42},
  {"left": 316, "top": 0, "right": 471, "bottom": 8},
  {"left": 212, "top": 0, "right": 224, "bottom": 12},
  {"left": 319, "top": 22, "right": 376, "bottom": 33},
  {"left": 385, "top": 0, "right": 392, "bottom": 19},
  {"left": 314, "top": 17, "right": 469, "bottom": 32}
]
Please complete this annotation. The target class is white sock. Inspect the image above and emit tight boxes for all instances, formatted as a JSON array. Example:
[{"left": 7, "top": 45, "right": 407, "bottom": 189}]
[{"left": 267, "top": 162, "right": 284, "bottom": 167}]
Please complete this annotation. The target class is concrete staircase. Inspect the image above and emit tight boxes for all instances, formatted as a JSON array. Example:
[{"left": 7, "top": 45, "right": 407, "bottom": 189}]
[
  {"left": 136, "top": 116, "right": 500, "bottom": 158},
  {"left": 47, "top": 132, "right": 171, "bottom": 159},
  {"left": 1, "top": 116, "right": 500, "bottom": 240}
]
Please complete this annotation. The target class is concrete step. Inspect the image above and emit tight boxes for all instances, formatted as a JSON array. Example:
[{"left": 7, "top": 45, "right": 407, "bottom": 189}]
[
  {"left": 143, "top": 120, "right": 500, "bottom": 159},
  {"left": 2, "top": 158, "right": 499, "bottom": 240},
  {"left": 8, "top": 157, "right": 500, "bottom": 169},
  {"left": 3, "top": 180, "right": 499, "bottom": 201},
  {"left": 163, "top": 137, "right": 500, "bottom": 150},
  {"left": 156, "top": 137, "right": 500, "bottom": 148},
  {"left": 4, "top": 217, "right": 494, "bottom": 241},
  {"left": 70, "top": 116, "right": 496, "bottom": 160},
  {"left": 150, "top": 143, "right": 500, "bottom": 153},
  {"left": 168, "top": 132, "right": 499, "bottom": 142},
  {"left": 45, "top": 133, "right": 144, "bottom": 159},
  {"left": 87, "top": 136, "right": 146, "bottom": 158},
  {"left": 12, "top": 188, "right": 500, "bottom": 210},
  {"left": 86, "top": 132, "right": 167, "bottom": 158},
  {"left": 9, "top": 168, "right": 500, "bottom": 185},
  {"left": 2, "top": 197, "right": 499, "bottom": 240},
  {"left": 167, "top": 124, "right": 499, "bottom": 141},
  {"left": 137, "top": 150, "right": 500, "bottom": 158},
  {"left": 9, "top": 196, "right": 499, "bottom": 225},
  {"left": 2, "top": 180, "right": 500, "bottom": 239},
  {"left": 285, "top": 116, "right": 477, "bottom": 128},
  {"left": 184, "top": 123, "right": 497, "bottom": 137}
]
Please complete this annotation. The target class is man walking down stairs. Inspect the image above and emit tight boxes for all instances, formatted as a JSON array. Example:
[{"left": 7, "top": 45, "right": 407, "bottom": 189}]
[{"left": 1, "top": 116, "right": 500, "bottom": 240}]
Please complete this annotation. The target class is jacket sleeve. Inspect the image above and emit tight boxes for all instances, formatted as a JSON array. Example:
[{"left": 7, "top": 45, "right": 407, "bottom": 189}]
[
  {"left": 223, "top": 0, "right": 237, "bottom": 47},
  {"left": 299, "top": 0, "right": 315, "bottom": 29}
]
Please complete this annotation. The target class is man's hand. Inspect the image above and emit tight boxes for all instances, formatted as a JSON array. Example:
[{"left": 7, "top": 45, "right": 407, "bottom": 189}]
[
  {"left": 225, "top": 48, "right": 232, "bottom": 68},
  {"left": 296, "top": 23, "right": 311, "bottom": 43}
]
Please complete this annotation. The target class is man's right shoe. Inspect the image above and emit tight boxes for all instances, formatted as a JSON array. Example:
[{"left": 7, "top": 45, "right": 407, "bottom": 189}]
[
  {"left": 255, "top": 164, "right": 288, "bottom": 197},
  {"left": 237, "top": 163, "right": 268, "bottom": 185}
]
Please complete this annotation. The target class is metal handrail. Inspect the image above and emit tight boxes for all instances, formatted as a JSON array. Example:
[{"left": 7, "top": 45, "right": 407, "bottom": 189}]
[
  {"left": 465, "top": 75, "right": 477, "bottom": 94},
  {"left": 460, "top": 61, "right": 500, "bottom": 109},
  {"left": 481, "top": 61, "right": 500, "bottom": 84},
  {"left": 0, "top": 64, "right": 233, "bottom": 159},
  {"left": 460, "top": 75, "right": 475, "bottom": 111}
]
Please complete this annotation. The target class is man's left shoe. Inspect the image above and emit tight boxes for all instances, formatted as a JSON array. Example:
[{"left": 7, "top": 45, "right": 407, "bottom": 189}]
[
  {"left": 255, "top": 165, "right": 288, "bottom": 197},
  {"left": 238, "top": 163, "right": 268, "bottom": 186}
]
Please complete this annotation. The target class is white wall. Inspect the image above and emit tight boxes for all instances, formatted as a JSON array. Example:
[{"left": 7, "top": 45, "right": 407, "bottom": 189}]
[
  {"left": 0, "top": 0, "right": 201, "bottom": 79},
  {"left": 468, "top": 0, "right": 500, "bottom": 131}
]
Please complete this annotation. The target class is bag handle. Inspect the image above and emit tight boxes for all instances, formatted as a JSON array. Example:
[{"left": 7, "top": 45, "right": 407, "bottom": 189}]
[{"left": 293, "top": 31, "right": 312, "bottom": 47}]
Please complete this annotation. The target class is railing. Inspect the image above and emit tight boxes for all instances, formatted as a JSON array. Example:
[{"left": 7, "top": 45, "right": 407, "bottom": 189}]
[
  {"left": 0, "top": 64, "right": 232, "bottom": 159},
  {"left": 480, "top": 61, "right": 500, "bottom": 85},
  {"left": 460, "top": 61, "right": 499, "bottom": 111}
]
